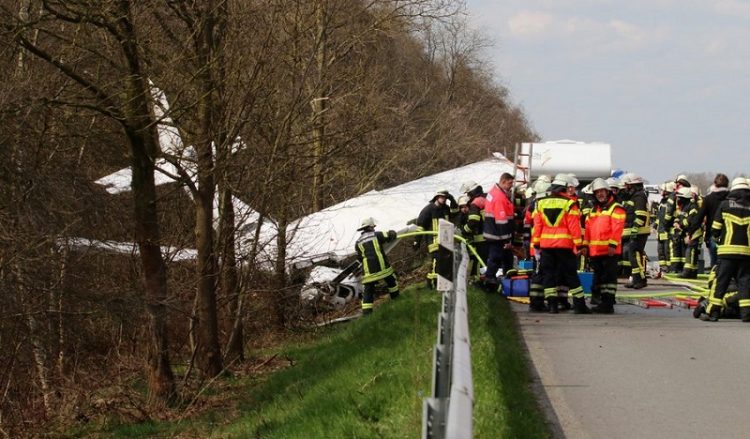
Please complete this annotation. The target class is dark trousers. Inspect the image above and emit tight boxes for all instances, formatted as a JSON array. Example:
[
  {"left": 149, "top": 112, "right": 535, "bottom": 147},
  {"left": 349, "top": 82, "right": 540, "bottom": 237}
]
[
  {"left": 670, "top": 233, "right": 685, "bottom": 271},
  {"left": 469, "top": 241, "right": 488, "bottom": 279},
  {"left": 485, "top": 241, "right": 514, "bottom": 282},
  {"left": 539, "top": 248, "right": 583, "bottom": 298},
  {"left": 707, "top": 258, "right": 750, "bottom": 318},
  {"left": 591, "top": 255, "right": 619, "bottom": 298},
  {"left": 628, "top": 234, "right": 648, "bottom": 278},
  {"left": 363, "top": 274, "right": 399, "bottom": 313},
  {"left": 684, "top": 239, "right": 701, "bottom": 271},
  {"left": 657, "top": 238, "right": 670, "bottom": 269}
]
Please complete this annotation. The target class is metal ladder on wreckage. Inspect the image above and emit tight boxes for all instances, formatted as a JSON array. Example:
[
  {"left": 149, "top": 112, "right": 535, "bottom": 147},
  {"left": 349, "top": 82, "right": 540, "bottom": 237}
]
[{"left": 511, "top": 143, "right": 533, "bottom": 204}]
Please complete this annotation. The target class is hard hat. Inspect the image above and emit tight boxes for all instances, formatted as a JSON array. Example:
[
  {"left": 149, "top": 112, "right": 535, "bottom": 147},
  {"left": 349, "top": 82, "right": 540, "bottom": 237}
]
[
  {"left": 665, "top": 181, "right": 676, "bottom": 192},
  {"left": 690, "top": 186, "right": 700, "bottom": 197},
  {"left": 457, "top": 195, "right": 470, "bottom": 206},
  {"left": 730, "top": 177, "right": 750, "bottom": 191},
  {"left": 524, "top": 187, "right": 535, "bottom": 199},
  {"left": 582, "top": 183, "right": 593, "bottom": 195},
  {"left": 675, "top": 174, "right": 688, "bottom": 182},
  {"left": 591, "top": 178, "right": 610, "bottom": 192},
  {"left": 358, "top": 217, "right": 376, "bottom": 230},
  {"left": 537, "top": 175, "right": 551, "bottom": 183},
  {"left": 431, "top": 188, "right": 450, "bottom": 202},
  {"left": 552, "top": 173, "right": 569, "bottom": 186},
  {"left": 606, "top": 177, "right": 623, "bottom": 189},
  {"left": 676, "top": 187, "right": 692, "bottom": 199},
  {"left": 675, "top": 175, "right": 691, "bottom": 187},
  {"left": 534, "top": 180, "right": 551, "bottom": 195},
  {"left": 659, "top": 183, "right": 666, "bottom": 192},
  {"left": 628, "top": 174, "right": 644, "bottom": 184},
  {"left": 620, "top": 173, "right": 634, "bottom": 185},
  {"left": 460, "top": 180, "right": 478, "bottom": 194},
  {"left": 567, "top": 173, "right": 580, "bottom": 188}
]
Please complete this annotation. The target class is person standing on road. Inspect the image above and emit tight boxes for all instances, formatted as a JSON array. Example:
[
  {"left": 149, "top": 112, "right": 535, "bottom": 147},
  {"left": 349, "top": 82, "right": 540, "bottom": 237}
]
[
  {"left": 355, "top": 218, "right": 400, "bottom": 315},
  {"left": 532, "top": 174, "right": 590, "bottom": 314},
  {"left": 414, "top": 189, "right": 457, "bottom": 288},
  {"left": 689, "top": 173, "right": 729, "bottom": 269},
  {"left": 482, "top": 172, "right": 516, "bottom": 291},
  {"left": 623, "top": 173, "right": 651, "bottom": 289},
  {"left": 654, "top": 181, "right": 675, "bottom": 274},
  {"left": 699, "top": 178, "right": 750, "bottom": 322},
  {"left": 583, "top": 178, "right": 626, "bottom": 313}
]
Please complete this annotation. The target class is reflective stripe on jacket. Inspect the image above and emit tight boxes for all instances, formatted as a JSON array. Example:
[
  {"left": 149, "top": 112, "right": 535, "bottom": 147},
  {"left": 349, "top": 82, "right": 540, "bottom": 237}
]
[
  {"left": 483, "top": 184, "right": 514, "bottom": 241},
  {"left": 712, "top": 190, "right": 750, "bottom": 258},
  {"left": 532, "top": 192, "right": 582, "bottom": 250},
  {"left": 584, "top": 197, "right": 626, "bottom": 257},
  {"left": 355, "top": 230, "right": 397, "bottom": 283}
]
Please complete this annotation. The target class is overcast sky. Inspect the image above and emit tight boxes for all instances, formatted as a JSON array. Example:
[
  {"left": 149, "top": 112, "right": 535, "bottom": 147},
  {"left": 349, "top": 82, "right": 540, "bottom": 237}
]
[{"left": 466, "top": 0, "right": 750, "bottom": 185}]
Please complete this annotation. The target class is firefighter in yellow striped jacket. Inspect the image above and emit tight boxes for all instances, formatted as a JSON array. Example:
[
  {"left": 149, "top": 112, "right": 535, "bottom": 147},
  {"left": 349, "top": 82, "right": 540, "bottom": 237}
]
[
  {"left": 414, "top": 189, "right": 457, "bottom": 288},
  {"left": 677, "top": 187, "right": 704, "bottom": 278},
  {"left": 699, "top": 178, "right": 750, "bottom": 322},
  {"left": 355, "top": 218, "right": 399, "bottom": 315},
  {"left": 582, "top": 178, "right": 626, "bottom": 313},
  {"left": 622, "top": 173, "right": 651, "bottom": 289}
]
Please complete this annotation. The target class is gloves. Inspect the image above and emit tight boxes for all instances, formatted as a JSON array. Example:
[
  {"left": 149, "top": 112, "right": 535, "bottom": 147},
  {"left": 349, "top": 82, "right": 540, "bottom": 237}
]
[{"left": 446, "top": 193, "right": 457, "bottom": 207}]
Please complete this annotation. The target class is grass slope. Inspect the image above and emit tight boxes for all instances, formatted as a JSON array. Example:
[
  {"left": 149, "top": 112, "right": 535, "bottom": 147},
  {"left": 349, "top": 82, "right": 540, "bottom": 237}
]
[{"left": 94, "top": 285, "right": 550, "bottom": 438}]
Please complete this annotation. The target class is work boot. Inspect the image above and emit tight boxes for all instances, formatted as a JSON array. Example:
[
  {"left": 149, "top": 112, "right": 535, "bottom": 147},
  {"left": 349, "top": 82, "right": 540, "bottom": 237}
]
[
  {"left": 573, "top": 297, "right": 591, "bottom": 314},
  {"left": 699, "top": 308, "right": 720, "bottom": 322},
  {"left": 741, "top": 307, "right": 750, "bottom": 323},
  {"left": 679, "top": 269, "right": 697, "bottom": 279},
  {"left": 631, "top": 274, "right": 647, "bottom": 290},
  {"left": 547, "top": 297, "right": 559, "bottom": 314},
  {"left": 590, "top": 288, "right": 602, "bottom": 306},
  {"left": 692, "top": 297, "right": 707, "bottom": 319},
  {"left": 559, "top": 298, "right": 572, "bottom": 311},
  {"left": 592, "top": 293, "right": 614, "bottom": 314},
  {"left": 529, "top": 296, "right": 548, "bottom": 312}
]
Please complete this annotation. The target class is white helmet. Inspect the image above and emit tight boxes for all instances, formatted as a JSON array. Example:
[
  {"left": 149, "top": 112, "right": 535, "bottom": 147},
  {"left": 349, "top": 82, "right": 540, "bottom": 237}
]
[
  {"left": 690, "top": 186, "right": 701, "bottom": 197},
  {"left": 665, "top": 181, "right": 676, "bottom": 192},
  {"left": 628, "top": 174, "right": 644, "bottom": 184},
  {"left": 676, "top": 187, "right": 692, "bottom": 199},
  {"left": 358, "top": 217, "right": 376, "bottom": 230},
  {"left": 460, "top": 180, "right": 479, "bottom": 194},
  {"left": 730, "top": 177, "right": 750, "bottom": 191},
  {"left": 457, "top": 195, "right": 470, "bottom": 206},
  {"left": 537, "top": 174, "right": 551, "bottom": 183},
  {"left": 606, "top": 177, "right": 623, "bottom": 190},
  {"left": 567, "top": 173, "right": 580, "bottom": 188},
  {"left": 582, "top": 183, "right": 593, "bottom": 195},
  {"left": 591, "top": 178, "right": 610, "bottom": 192},
  {"left": 534, "top": 180, "right": 551, "bottom": 195},
  {"left": 552, "top": 173, "right": 569, "bottom": 186}
]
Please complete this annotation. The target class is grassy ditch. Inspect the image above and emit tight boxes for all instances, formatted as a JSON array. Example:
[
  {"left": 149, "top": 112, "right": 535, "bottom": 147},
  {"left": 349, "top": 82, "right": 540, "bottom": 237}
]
[{"left": 90, "top": 285, "right": 549, "bottom": 438}]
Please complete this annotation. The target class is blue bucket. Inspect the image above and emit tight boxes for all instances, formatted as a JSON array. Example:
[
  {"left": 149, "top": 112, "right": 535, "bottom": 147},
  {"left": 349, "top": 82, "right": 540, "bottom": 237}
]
[
  {"left": 577, "top": 271, "right": 593, "bottom": 294},
  {"left": 501, "top": 277, "right": 530, "bottom": 297}
]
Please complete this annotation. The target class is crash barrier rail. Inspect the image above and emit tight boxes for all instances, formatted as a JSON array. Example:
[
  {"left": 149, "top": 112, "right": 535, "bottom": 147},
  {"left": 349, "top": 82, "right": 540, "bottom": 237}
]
[{"left": 422, "top": 242, "right": 473, "bottom": 439}]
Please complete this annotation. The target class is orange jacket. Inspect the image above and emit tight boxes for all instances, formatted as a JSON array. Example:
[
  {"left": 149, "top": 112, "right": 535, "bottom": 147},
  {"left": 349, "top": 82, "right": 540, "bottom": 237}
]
[
  {"left": 584, "top": 196, "right": 626, "bottom": 257},
  {"left": 532, "top": 192, "right": 582, "bottom": 250}
]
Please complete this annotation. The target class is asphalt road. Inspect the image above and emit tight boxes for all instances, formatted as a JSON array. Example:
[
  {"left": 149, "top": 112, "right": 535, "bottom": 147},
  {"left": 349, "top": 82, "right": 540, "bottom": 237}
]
[{"left": 512, "top": 298, "right": 750, "bottom": 439}]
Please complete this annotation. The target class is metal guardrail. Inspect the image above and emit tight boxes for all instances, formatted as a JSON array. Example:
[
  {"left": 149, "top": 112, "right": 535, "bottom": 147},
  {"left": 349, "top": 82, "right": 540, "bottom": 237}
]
[{"left": 422, "top": 243, "right": 473, "bottom": 439}]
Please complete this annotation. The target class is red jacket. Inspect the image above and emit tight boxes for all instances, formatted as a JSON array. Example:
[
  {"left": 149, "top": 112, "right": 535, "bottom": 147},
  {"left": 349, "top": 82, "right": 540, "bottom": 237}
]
[
  {"left": 532, "top": 192, "right": 582, "bottom": 250},
  {"left": 584, "top": 196, "right": 626, "bottom": 257},
  {"left": 483, "top": 184, "right": 514, "bottom": 241}
]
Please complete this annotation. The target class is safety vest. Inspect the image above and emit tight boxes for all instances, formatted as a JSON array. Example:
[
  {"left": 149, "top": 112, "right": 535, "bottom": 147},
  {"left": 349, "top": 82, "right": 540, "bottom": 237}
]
[
  {"left": 355, "top": 230, "right": 397, "bottom": 283},
  {"left": 584, "top": 197, "right": 626, "bottom": 257},
  {"left": 531, "top": 193, "right": 582, "bottom": 250},
  {"left": 712, "top": 192, "right": 750, "bottom": 258}
]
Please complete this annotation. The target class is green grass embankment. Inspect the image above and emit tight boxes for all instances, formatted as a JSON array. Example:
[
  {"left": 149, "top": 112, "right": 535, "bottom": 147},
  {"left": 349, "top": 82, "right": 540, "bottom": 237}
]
[{"left": 96, "top": 285, "right": 550, "bottom": 438}]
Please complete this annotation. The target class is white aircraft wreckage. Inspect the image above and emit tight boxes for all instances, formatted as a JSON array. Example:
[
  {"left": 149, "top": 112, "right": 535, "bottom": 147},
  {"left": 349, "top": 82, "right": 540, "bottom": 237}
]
[{"left": 92, "top": 87, "right": 616, "bottom": 309}]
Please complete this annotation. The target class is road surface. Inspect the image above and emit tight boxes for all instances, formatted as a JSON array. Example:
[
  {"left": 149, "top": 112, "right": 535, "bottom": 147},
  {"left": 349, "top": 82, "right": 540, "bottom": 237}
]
[{"left": 512, "top": 287, "right": 750, "bottom": 439}]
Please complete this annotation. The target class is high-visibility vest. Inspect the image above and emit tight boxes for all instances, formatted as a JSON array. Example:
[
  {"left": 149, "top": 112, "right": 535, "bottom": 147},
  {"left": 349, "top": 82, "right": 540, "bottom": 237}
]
[
  {"left": 532, "top": 193, "right": 582, "bottom": 250},
  {"left": 584, "top": 198, "right": 626, "bottom": 257}
]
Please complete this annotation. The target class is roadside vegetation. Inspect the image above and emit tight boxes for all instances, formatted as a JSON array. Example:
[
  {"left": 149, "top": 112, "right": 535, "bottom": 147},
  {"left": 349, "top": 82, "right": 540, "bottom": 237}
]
[{"left": 73, "top": 285, "right": 548, "bottom": 438}]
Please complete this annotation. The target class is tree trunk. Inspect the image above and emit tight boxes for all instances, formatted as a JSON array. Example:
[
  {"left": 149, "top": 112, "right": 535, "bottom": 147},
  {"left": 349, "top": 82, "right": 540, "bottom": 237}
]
[
  {"left": 311, "top": 0, "right": 329, "bottom": 212},
  {"left": 219, "top": 187, "right": 243, "bottom": 363},
  {"left": 117, "top": 2, "right": 176, "bottom": 403}
]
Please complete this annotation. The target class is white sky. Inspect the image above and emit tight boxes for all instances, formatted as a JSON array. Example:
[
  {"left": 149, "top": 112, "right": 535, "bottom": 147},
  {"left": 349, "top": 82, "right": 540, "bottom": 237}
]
[{"left": 466, "top": 0, "right": 750, "bottom": 184}]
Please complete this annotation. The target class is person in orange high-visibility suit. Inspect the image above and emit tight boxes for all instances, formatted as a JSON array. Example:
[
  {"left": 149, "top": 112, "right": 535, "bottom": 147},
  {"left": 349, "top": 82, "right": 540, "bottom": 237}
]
[
  {"left": 532, "top": 174, "right": 590, "bottom": 314},
  {"left": 582, "top": 178, "right": 626, "bottom": 314}
]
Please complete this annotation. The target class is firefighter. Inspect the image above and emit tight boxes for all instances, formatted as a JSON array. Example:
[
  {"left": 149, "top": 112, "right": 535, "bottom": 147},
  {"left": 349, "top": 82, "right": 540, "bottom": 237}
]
[
  {"left": 699, "top": 177, "right": 750, "bottom": 322},
  {"left": 414, "top": 189, "right": 457, "bottom": 288},
  {"left": 619, "top": 174, "right": 635, "bottom": 278},
  {"left": 461, "top": 182, "right": 488, "bottom": 282},
  {"left": 579, "top": 182, "right": 595, "bottom": 272},
  {"left": 654, "top": 181, "right": 675, "bottom": 274},
  {"left": 483, "top": 172, "right": 516, "bottom": 291},
  {"left": 677, "top": 186, "right": 704, "bottom": 278},
  {"left": 622, "top": 173, "right": 651, "bottom": 289},
  {"left": 527, "top": 178, "right": 551, "bottom": 312},
  {"left": 355, "top": 217, "right": 399, "bottom": 315},
  {"left": 582, "top": 178, "right": 626, "bottom": 313},
  {"left": 532, "top": 173, "right": 590, "bottom": 314},
  {"left": 690, "top": 174, "right": 729, "bottom": 270},
  {"left": 670, "top": 187, "right": 693, "bottom": 274}
]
